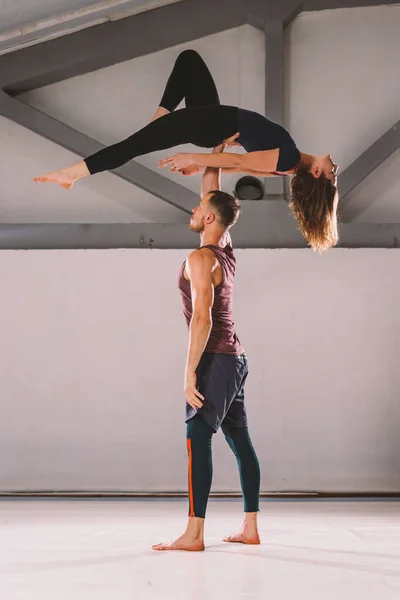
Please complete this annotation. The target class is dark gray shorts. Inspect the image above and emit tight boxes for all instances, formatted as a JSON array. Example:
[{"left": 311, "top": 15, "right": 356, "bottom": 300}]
[{"left": 185, "top": 352, "right": 248, "bottom": 432}]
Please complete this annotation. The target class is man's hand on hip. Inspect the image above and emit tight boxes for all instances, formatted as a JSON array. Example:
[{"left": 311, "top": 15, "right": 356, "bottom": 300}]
[{"left": 184, "top": 371, "right": 204, "bottom": 409}]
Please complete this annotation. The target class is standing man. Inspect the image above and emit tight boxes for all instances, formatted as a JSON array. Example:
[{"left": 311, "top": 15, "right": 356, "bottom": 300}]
[{"left": 152, "top": 143, "right": 261, "bottom": 552}]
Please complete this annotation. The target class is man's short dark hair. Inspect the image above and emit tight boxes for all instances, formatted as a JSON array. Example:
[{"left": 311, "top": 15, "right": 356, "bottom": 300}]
[{"left": 208, "top": 190, "right": 241, "bottom": 228}]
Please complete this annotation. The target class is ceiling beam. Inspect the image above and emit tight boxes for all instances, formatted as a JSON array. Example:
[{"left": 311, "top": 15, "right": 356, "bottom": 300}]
[
  {"left": 0, "top": 1, "right": 184, "bottom": 57},
  {"left": 264, "top": 23, "right": 285, "bottom": 197},
  {"left": 0, "top": 91, "right": 197, "bottom": 213},
  {"left": 0, "top": 201, "right": 306, "bottom": 249},
  {"left": 262, "top": 1, "right": 303, "bottom": 197},
  {"left": 0, "top": 0, "right": 246, "bottom": 95},
  {"left": 305, "top": 0, "right": 399, "bottom": 10},
  {"left": 1, "top": 222, "right": 400, "bottom": 250},
  {"left": 1, "top": 217, "right": 400, "bottom": 250},
  {"left": 338, "top": 120, "right": 400, "bottom": 214}
]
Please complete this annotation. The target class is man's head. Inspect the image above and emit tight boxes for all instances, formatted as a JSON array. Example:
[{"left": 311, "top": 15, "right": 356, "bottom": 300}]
[{"left": 189, "top": 190, "right": 241, "bottom": 234}]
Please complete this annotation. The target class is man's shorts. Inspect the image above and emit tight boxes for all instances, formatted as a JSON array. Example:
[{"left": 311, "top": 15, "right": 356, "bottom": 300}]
[{"left": 185, "top": 352, "right": 248, "bottom": 432}]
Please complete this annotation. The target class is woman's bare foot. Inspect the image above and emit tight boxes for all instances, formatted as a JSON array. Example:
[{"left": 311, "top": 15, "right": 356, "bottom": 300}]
[
  {"left": 152, "top": 516, "right": 205, "bottom": 552},
  {"left": 33, "top": 161, "right": 90, "bottom": 189},
  {"left": 224, "top": 512, "right": 261, "bottom": 545},
  {"left": 33, "top": 170, "right": 74, "bottom": 189}
]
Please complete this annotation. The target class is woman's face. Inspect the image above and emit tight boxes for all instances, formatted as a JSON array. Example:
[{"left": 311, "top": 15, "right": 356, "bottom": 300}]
[{"left": 311, "top": 155, "right": 339, "bottom": 184}]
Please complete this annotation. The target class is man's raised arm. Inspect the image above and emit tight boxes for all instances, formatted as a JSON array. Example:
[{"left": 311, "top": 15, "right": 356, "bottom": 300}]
[
  {"left": 201, "top": 143, "right": 224, "bottom": 198},
  {"left": 200, "top": 145, "right": 232, "bottom": 247}
]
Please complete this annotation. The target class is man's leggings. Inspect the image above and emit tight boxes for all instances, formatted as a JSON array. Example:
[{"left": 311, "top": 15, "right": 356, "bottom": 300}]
[{"left": 186, "top": 415, "right": 260, "bottom": 519}]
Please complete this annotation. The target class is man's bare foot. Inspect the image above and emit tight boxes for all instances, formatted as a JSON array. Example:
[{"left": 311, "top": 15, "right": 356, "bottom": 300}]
[
  {"left": 152, "top": 533, "right": 205, "bottom": 552},
  {"left": 33, "top": 161, "right": 90, "bottom": 189},
  {"left": 223, "top": 532, "right": 260, "bottom": 545},
  {"left": 224, "top": 512, "right": 261, "bottom": 545},
  {"left": 152, "top": 516, "right": 205, "bottom": 552}
]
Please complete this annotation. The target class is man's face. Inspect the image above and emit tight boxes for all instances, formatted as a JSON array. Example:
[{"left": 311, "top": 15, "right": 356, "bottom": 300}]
[{"left": 189, "top": 196, "right": 210, "bottom": 233}]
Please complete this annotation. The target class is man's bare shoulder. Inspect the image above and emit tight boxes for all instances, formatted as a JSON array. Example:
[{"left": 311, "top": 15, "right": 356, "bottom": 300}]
[
  {"left": 186, "top": 248, "right": 219, "bottom": 279},
  {"left": 187, "top": 247, "right": 217, "bottom": 265}
]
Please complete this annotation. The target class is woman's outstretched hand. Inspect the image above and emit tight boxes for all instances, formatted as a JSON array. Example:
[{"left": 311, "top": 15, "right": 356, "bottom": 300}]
[
  {"left": 159, "top": 153, "right": 195, "bottom": 172},
  {"left": 159, "top": 132, "right": 241, "bottom": 174},
  {"left": 222, "top": 132, "right": 240, "bottom": 148}
]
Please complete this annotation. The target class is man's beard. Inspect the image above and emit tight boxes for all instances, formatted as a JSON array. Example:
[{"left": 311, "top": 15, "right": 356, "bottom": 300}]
[{"left": 189, "top": 218, "right": 204, "bottom": 233}]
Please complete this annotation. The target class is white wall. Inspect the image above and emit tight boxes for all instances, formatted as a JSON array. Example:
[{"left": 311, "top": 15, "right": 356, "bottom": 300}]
[{"left": 1, "top": 248, "right": 400, "bottom": 493}]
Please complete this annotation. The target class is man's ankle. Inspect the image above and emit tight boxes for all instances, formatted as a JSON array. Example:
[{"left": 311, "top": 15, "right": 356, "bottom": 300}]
[
  {"left": 244, "top": 512, "right": 259, "bottom": 524},
  {"left": 244, "top": 511, "right": 258, "bottom": 517},
  {"left": 186, "top": 516, "right": 205, "bottom": 537}
]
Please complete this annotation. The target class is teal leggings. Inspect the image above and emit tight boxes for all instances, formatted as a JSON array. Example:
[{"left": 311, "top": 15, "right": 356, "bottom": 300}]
[{"left": 186, "top": 415, "right": 260, "bottom": 519}]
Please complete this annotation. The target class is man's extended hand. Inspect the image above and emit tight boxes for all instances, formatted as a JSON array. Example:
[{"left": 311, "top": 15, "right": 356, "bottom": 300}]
[
  {"left": 179, "top": 165, "right": 203, "bottom": 176},
  {"left": 184, "top": 371, "right": 204, "bottom": 409}
]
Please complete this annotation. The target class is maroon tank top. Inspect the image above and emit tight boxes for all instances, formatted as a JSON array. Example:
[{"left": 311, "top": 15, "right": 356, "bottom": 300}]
[{"left": 178, "top": 244, "right": 244, "bottom": 355}]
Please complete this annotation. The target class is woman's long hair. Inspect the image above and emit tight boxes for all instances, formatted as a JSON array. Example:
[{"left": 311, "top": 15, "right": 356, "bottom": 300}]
[{"left": 290, "top": 165, "right": 339, "bottom": 252}]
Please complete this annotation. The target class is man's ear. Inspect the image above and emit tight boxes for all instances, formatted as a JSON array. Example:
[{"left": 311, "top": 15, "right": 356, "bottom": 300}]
[{"left": 206, "top": 212, "right": 216, "bottom": 224}]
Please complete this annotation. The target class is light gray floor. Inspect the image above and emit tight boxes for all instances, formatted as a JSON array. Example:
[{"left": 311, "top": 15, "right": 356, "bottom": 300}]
[{"left": 1, "top": 499, "right": 400, "bottom": 599}]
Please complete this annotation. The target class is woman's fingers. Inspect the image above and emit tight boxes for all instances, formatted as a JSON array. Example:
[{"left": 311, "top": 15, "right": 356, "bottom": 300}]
[
  {"left": 159, "top": 155, "right": 176, "bottom": 168},
  {"left": 160, "top": 153, "right": 194, "bottom": 171},
  {"left": 223, "top": 132, "right": 240, "bottom": 147}
]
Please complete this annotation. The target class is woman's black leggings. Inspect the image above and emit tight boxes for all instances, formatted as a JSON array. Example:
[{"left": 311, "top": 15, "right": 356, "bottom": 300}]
[
  {"left": 186, "top": 415, "right": 260, "bottom": 519},
  {"left": 84, "top": 50, "right": 238, "bottom": 175}
]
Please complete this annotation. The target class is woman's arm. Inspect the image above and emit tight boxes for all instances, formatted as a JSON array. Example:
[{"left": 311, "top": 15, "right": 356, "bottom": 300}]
[
  {"left": 159, "top": 149, "right": 280, "bottom": 174},
  {"left": 177, "top": 166, "right": 278, "bottom": 177},
  {"left": 222, "top": 167, "right": 278, "bottom": 177}
]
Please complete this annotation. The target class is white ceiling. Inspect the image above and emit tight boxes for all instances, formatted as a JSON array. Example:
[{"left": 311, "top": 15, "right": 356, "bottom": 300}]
[{"left": 0, "top": 6, "right": 399, "bottom": 224}]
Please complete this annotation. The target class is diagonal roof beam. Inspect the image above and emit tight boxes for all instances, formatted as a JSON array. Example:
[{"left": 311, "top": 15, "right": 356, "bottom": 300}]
[
  {"left": 0, "top": 1, "right": 184, "bottom": 57},
  {"left": 0, "top": 91, "right": 197, "bottom": 213},
  {"left": 338, "top": 120, "right": 400, "bottom": 212},
  {"left": 0, "top": 0, "right": 246, "bottom": 95}
]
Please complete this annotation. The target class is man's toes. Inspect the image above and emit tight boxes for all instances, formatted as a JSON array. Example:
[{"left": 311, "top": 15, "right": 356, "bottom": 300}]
[
  {"left": 223, "top": 534, "right": 244, "bottom": 543},
  {"left": 152, "top": 541, "right": 172, "bottom": 551}
]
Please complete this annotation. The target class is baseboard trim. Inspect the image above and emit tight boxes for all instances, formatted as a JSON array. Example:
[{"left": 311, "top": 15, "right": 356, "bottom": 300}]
[{"left": 1, "top": 491, "right": 399, "bottom": 499}]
